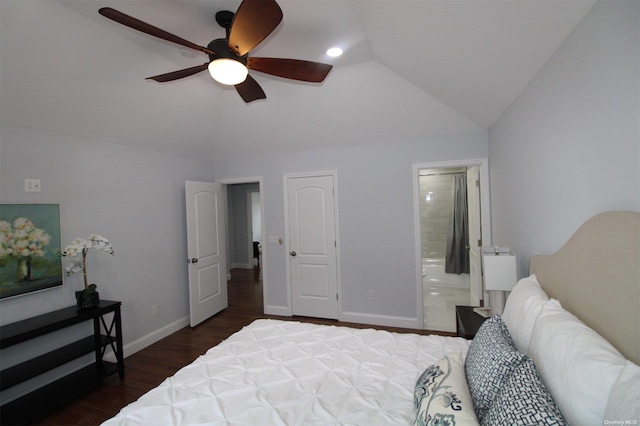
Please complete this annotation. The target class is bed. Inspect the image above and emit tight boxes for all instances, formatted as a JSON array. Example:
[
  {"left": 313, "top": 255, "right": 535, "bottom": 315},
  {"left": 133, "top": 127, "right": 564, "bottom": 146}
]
[{"left": 103, "top": 211, "right": 639, "bottom": 426}]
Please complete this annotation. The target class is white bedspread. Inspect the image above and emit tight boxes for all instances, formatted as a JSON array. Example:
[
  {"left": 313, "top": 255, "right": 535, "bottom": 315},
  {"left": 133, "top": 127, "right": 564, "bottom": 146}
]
[{"left": 103, "top": 319, "right": 470, "bottom": 425}]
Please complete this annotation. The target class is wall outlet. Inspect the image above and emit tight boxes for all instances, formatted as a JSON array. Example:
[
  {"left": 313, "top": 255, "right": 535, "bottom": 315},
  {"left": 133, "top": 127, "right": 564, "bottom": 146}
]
[
  {"left": 151, "top": 305, "right": 159, "bottom": 317},
  {"left": 368, "top": 289, "right": 375, "bottom": 301},
  {"left": 25, "top": 179, "right": 41, "bottom": 192}
]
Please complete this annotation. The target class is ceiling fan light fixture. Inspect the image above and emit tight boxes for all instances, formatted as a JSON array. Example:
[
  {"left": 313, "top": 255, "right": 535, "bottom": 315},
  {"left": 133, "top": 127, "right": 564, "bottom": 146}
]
[{"left": 208, "top": 59, "right": 248, "bottom": 85}]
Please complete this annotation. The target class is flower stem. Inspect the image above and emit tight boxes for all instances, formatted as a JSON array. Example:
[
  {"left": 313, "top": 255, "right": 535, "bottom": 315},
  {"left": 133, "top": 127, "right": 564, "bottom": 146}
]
[{"left": 82, "top": 249, "right": 88, "bottom": 290}]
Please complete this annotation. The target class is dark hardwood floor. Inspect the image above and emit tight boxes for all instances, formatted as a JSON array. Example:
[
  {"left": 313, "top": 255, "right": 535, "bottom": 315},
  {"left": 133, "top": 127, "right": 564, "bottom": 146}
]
[{"left": 31, "top": 268, "right": 451, "bottom": 426}]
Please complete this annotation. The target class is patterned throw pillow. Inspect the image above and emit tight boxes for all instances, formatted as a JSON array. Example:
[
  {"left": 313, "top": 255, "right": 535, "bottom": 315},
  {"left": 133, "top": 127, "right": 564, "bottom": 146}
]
[
  {"left": 414, "top": 351, "right": 479, "bottom": 426},
  {"left": 482, "top": 357, "right": 567, "bottom": 426},
  {"left": 464, "top": 315, "right": 525, "bottom": 422}
]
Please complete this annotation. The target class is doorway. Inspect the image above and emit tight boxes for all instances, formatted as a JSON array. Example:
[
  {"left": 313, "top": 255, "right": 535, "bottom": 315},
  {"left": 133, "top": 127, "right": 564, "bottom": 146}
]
[
  {"left": 225, "top": 183, "right": 261, "bottom": 270},
  {"left": 217, "top": 177, "right": 266, "bottom": 314},
  {"left": 413, "top": 159, "right": 490, "bottom": 332}
]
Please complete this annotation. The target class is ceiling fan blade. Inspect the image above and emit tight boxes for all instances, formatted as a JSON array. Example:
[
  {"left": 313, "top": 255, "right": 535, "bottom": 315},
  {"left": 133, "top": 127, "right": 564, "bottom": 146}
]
[
  {"left": 228, "top": 0, "right": 283, "bottom": 57},
  {"left": 146, "top": 63, "right": 209, "bottom": 82},
  {"left": 247, "top": 58, "right": 333, "bottom": 83},
  {"left": 99, "top": 7, "right": 215, "bottom": 56},
  {"left": 235, "top": 75, "right": 266, "bottom": 103}
]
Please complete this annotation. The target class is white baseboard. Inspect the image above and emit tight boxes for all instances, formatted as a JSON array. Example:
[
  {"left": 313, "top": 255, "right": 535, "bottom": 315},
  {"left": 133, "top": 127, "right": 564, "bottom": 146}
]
[
  {"left": 264, "top": 304, "right": 291, "bottom": 316},
  {"left": 263, "top": 305, "right": 420, "bottom": 329},
  {"left": 339, "top": 311, "right": 421, "bottom": 330},
  {"left": 229, "top": 262, "right": 253, "bottom": 270},
  {"left": 104, "top": 315, "right": 190, "bottom": 362}
]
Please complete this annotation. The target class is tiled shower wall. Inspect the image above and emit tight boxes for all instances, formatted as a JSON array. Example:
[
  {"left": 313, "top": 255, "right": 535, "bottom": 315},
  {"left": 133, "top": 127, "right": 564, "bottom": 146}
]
[{"left": 419, "top": 174, "right": 454, "bottom": 258}]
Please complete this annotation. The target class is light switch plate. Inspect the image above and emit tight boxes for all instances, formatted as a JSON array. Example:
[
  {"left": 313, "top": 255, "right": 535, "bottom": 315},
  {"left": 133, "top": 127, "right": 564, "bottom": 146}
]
[{"left": 25, "top": 179, "right": 41, "bottom": 192}]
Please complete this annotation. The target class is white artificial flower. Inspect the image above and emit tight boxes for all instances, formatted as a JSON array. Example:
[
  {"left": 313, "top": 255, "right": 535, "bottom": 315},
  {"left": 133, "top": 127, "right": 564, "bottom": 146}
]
[{"left": 62, "top": 234, "right": 114, "bottom": 284}]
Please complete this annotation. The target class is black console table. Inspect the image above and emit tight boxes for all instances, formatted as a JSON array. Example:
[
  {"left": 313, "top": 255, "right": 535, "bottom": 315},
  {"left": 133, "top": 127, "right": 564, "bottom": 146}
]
[{"left": 0, "top": 300, "right": 124, "bottom": 424}]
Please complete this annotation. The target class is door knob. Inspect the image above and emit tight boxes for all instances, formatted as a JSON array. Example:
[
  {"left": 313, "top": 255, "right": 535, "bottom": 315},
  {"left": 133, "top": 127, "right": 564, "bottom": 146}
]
[
  {"left": 290, "top": 251, "right": 297, "bottom": 257},
  {"left": 187, "top": 258, "right": 198, "bottom": 263}
]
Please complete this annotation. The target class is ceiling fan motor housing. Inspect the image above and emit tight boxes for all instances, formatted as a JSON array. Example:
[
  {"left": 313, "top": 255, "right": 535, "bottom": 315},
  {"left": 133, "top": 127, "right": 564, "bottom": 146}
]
[
  {"left": 207, "top": 38, "right": 248, "bottom": 65},
  {"left": 215, "top": 10, "right": 234, "bottom": 32}
]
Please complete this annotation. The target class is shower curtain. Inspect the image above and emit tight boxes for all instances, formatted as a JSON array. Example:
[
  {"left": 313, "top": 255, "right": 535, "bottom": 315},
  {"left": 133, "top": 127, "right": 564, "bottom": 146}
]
[{"left": 445, "top": 173, "right": 470, "bottom": 274}]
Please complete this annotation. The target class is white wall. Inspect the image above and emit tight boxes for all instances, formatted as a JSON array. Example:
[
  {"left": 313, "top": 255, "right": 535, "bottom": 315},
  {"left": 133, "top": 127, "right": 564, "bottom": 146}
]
[
  {"left": 0, "top": 123, "right": 215, "bottom": 346},
  {"left": 489, "top": 0, "right": 639, "bottom": 275},
  {"left": 0, "top": 122, "right": 487, "bottom": 339},
  {"left": 251, "top": 192, "right": 262, "bottom": 243},
  {"left": 210, "top": 132, "right": 488, "bottom": 327}
]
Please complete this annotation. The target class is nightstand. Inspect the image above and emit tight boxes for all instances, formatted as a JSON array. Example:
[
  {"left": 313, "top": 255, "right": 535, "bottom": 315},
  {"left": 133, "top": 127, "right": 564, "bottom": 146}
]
[{"left": 455, "top": 305, "right": 486, "bottom": 339}]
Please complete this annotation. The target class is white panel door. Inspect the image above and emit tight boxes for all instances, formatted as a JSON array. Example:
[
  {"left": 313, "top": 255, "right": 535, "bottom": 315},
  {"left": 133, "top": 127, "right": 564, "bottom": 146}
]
[
  {"left": 185, "top": 181, "right": 227, "bottom": 327},
  {"left": 467, "top": 167, "right": 482, "bottom": 306},
  {"left": 286, "top": 174, "right": 338, "bottom": 319}
]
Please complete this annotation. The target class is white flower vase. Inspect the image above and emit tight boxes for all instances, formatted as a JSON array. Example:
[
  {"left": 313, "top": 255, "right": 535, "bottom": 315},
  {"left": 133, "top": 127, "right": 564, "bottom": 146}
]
[{"left": 16, "top": 257, "right": 32, "bottom": 282}]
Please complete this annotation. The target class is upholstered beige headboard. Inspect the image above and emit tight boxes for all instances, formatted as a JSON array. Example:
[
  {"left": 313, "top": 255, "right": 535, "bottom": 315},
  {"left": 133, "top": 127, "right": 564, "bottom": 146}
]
[{"left": 530, "top": 211, "right": 639, "bottom": 365}]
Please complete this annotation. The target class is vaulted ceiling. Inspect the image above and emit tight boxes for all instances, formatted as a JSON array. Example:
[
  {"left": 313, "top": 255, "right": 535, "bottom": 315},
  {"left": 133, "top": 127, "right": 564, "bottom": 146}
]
[{"left": 0, "top": 0, "right": 595, "bottom": 160}]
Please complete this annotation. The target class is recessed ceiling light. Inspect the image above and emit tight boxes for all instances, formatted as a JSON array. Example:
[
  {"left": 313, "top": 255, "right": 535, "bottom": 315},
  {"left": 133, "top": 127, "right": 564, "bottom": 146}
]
[{"left": 326, "top": 47, "right": 343, "bottom": 57}]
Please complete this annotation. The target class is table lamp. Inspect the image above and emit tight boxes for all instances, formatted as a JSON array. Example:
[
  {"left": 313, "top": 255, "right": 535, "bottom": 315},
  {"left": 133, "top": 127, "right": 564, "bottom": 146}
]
[{"left": 481, "top": 246, "right": 517, "bottom": 316}]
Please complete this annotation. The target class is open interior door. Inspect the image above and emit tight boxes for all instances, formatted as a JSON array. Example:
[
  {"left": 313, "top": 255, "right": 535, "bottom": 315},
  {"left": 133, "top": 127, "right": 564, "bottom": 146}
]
[
  {"left": 185, "top": 180, "right": 227, "bottom": 327},
  {"left": 467, "top": 167, "right": 482, "bottom": 306}
]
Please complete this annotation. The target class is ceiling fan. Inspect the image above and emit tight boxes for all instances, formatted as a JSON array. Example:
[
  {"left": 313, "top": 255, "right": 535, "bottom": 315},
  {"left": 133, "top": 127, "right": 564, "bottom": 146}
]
[{"left": 98, "top": 0, "right": 333, "bottom": 103}]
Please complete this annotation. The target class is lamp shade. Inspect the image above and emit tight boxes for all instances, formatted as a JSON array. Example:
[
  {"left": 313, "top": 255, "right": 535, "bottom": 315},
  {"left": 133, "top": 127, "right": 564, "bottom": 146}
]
[
  {"left": 208, "top": 59, "right": 248, "bottom": 85},
  {"left": 482, "top": 248, "right": 517, "bottom": 291}
]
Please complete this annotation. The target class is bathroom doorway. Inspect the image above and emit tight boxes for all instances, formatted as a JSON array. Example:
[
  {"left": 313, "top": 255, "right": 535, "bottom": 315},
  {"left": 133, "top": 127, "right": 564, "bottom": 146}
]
[{"left": 413, "top": 159, "right": 490, "bottom": 332}]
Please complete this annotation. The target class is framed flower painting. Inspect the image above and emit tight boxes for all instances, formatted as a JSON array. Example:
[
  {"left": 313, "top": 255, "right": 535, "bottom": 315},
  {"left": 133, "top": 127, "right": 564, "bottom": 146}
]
[{"left": 0, "top": 203, "right": 63, "bottom": 299}]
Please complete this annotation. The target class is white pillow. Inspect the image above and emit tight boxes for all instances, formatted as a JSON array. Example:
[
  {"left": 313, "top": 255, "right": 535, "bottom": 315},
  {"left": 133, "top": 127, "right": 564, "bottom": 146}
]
[
  {"left": 528, "top": 300, "right": 626, "bottom": 426},
  {"left": 501, "top": 274, "right": 549, "bottom": 353},
  {"left": 603, "top": 360, "right": 640, "bottom": 424},
  {"left": 414, "top": 351, "right": 479, "bottom": 426}
]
